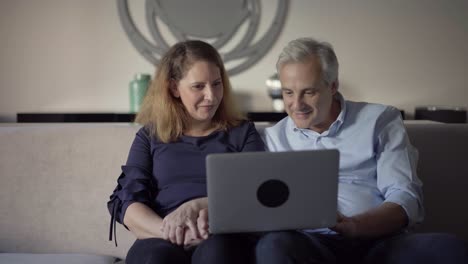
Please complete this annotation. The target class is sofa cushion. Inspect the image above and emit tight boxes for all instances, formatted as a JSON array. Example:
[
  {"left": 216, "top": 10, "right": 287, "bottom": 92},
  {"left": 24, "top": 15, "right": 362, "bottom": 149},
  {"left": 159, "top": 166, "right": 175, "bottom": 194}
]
[
  {"left": 0, "top": 253, "right": 118, "bottom": 264},
  {"left": 0, "top": 124, "right": 138, "bottom": 259}
]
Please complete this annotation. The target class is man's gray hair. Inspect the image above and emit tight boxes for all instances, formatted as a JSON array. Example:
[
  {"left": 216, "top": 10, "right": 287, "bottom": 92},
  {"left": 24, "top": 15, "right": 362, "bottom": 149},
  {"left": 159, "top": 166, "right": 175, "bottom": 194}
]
[{"left": 276, "top": 37, "right": 339, "bottom": 86}]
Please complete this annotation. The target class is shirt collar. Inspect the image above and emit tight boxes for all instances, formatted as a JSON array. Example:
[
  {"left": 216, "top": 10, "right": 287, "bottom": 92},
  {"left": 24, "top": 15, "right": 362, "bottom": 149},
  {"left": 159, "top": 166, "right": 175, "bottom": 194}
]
[
  {"left": 286, "top": 92, "right": 347, "bottom": 136},
  {"left": 332, "top": 92, "right": 347, "bottom": 133}
]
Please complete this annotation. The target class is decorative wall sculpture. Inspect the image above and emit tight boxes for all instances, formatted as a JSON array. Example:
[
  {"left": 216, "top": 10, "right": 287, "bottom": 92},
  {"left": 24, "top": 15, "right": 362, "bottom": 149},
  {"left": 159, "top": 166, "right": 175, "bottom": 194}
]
[{"left": 117, "top": 0, "right": 288, "bottom": 75}]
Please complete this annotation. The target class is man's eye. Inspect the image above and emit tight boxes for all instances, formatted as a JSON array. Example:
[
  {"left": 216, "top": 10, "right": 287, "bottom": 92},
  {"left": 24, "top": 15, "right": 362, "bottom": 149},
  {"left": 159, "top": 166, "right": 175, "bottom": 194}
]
[
  {"left": 283, "top": 91, "right": 293, "bottom": 96},
  {"left": 305, "top": 90, "right": 317, "bottom": 95}
]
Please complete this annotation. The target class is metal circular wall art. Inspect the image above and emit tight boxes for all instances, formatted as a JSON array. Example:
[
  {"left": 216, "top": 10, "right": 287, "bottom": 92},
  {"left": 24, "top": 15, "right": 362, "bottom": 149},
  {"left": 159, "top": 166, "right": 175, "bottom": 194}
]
[{"left": 117, "top": 0, "right": 288, "bottom": 75}]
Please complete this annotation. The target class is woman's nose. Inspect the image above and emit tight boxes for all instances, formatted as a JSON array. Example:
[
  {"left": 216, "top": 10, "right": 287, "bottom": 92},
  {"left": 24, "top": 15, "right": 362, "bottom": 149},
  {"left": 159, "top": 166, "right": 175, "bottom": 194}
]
[{"left": 204, "top": 86, "right": 214, "bottom": 101}]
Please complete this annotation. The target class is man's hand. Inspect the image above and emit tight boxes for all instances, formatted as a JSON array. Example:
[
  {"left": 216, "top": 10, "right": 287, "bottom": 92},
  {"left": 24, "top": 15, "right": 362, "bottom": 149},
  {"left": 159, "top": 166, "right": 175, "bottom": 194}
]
[
  {"left": 330, "top": 212, "right": 360, "bottom": 238},
  {"left": 330, "top": 203, "right": 408, "bottom": 239},
  {"left": 197, "top": 208, "right": 209, "bottom": 239}
]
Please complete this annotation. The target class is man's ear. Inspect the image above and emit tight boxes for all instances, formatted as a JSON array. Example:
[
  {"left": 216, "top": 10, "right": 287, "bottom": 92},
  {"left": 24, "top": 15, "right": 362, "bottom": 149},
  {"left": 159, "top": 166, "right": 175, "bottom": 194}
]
[
  {"left": 331, "top": 80, "right": 339, "bottom": 95},
  {"left": 169, "top": 79, "right": 180, "bottom": 98}
]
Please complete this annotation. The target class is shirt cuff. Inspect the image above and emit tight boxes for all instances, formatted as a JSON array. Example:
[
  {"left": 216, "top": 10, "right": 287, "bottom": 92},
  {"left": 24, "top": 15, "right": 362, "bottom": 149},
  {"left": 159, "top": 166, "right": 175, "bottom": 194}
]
[{"left": 384, "top": 190, "right": 424, "bottom": 227}]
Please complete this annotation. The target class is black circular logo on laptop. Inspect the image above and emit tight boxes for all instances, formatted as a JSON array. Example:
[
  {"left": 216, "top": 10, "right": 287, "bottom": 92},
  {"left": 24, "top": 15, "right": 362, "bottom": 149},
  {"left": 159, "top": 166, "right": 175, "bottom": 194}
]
[{"left": 257, "top": 179, "right": 289, "bottom": 208}]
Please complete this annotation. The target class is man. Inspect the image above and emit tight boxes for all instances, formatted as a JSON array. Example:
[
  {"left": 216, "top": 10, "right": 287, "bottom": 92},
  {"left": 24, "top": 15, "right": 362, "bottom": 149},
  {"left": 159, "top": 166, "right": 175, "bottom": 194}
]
[{"left": 258, "top": 37, "right": 467, "bottom": 263}]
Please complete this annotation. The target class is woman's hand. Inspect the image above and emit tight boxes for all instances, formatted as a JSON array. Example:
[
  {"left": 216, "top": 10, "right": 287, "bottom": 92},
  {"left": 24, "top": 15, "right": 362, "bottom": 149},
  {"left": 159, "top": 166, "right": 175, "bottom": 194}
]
[{"left": 161, "top": 198, "right": 207, "bottom": 245}]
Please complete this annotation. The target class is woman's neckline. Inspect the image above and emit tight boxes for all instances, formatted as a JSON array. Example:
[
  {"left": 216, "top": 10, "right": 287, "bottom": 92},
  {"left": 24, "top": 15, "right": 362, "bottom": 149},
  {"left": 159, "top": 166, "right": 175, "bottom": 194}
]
[{"left": 182, "top": 129, "right": 221, "bottom": 138}]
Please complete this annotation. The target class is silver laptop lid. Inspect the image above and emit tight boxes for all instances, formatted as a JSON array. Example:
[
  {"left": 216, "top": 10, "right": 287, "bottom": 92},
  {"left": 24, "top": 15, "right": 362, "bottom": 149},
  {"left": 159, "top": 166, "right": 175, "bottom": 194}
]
[{"left": 206, "top": 149, "right": 339, "bottom": 234}]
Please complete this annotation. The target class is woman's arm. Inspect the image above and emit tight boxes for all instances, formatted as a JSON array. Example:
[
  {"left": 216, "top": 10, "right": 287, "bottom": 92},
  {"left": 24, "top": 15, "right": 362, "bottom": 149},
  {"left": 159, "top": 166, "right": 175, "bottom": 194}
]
[
  {"left": 124, "top": 195, "right": 208, "bottom": 242},
  {"left": 112, "top": 128, "right": 161, "bottom": 239},
  {"left": 124, "top": 202, "right": 164, "bottom": 239}
]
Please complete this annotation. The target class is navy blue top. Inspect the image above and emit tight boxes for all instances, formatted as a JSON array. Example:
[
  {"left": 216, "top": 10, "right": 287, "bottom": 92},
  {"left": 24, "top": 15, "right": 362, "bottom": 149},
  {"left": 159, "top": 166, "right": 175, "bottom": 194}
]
[{"left": 108, "top": 121, "right": 265, "bottom": 228}]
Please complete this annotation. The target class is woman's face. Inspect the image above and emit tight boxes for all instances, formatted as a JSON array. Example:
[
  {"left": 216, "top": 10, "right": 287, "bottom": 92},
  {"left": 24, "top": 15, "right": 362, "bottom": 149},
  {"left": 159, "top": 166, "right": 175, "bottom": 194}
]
[{"left": 171, "top": 60, "right": 224, "bottom": 127}]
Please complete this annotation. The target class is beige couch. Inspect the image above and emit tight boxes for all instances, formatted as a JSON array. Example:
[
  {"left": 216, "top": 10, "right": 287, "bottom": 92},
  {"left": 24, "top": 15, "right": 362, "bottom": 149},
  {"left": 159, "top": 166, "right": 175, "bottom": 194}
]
[{"left": 0, "top": 121, "right": 467, "bottom": 262}]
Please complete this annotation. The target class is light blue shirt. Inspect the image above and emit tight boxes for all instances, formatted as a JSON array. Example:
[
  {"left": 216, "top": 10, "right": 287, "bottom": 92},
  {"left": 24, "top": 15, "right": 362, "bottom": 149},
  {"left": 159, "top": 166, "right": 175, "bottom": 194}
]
[{"left": 264, "top": 93, "right": 424, "bottom": 227}]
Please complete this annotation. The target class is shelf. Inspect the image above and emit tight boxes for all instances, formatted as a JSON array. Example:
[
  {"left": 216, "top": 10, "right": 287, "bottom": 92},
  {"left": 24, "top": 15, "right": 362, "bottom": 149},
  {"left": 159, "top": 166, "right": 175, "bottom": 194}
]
[{"left": 17, "top": 112, "right": 288, "bottom": 123}]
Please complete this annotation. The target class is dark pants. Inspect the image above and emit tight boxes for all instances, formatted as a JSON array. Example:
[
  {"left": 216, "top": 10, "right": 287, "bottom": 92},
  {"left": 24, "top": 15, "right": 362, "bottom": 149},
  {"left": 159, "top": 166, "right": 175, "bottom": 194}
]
[
  {"left": 126, "top": 234, "right": 258, "bottom": 264},
  {"left": 126, "top": 232, "right": 468, "bottom": 264},
  {"left": 254, "top": 231, "right": 468, "bottom": 264},
  {"left": 126, "top": 238, "right": 191, "bottom": 264}
]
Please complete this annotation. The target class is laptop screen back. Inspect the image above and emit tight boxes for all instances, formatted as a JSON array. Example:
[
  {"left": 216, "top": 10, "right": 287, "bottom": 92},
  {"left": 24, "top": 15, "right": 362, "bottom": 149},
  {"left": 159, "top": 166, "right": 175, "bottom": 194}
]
[{"left": 206, "top": 149, "right": 339, "bottom": 234}]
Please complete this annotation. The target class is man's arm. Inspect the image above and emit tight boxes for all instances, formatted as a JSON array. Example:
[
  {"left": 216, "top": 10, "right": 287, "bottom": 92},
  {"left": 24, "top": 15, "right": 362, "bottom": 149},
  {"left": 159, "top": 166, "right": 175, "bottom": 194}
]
[
  {"left": 333, "top": 107, "right": 422, "bottom": 239},
  {"left": 331, "top": 202, "right": 408, "bottom": 239}
]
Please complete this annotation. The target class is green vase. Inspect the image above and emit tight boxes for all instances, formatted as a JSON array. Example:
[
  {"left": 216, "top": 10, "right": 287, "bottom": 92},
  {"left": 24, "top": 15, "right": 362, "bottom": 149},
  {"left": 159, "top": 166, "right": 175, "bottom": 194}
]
[{"left": 129, "top": 73, "right": 151, "bottom": 113}]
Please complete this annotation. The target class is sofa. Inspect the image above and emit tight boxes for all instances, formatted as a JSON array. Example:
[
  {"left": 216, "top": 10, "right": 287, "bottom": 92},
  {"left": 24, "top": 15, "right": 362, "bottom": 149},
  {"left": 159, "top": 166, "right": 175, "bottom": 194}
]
[{"left": 0, "top": 121, "right": 467, "bottom": 263}]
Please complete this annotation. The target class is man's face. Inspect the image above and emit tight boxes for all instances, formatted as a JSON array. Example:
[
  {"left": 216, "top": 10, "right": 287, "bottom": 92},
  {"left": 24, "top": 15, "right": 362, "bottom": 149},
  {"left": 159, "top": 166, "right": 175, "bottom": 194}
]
[{"left": 279, "top": 57, "right": 338, "bottom": 133}]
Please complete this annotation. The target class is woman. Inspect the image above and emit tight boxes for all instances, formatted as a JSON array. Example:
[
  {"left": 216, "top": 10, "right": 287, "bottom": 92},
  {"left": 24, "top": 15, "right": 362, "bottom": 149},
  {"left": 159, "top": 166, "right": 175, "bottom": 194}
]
[{"left": 107, "top": 40, "right": 265, "bottom": 263}]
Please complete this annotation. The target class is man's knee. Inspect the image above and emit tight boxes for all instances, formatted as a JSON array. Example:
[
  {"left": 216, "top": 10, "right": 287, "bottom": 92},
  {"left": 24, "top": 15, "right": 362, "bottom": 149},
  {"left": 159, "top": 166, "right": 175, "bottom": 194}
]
[
  {"left": 256, "top": 231, "right": 331, "bottom": 263},
  {"left": 409, "top": 233, "right": 468, "bottom": 262},
  {"left": 365, "top": 233, "right": 468, "bottom": 264},
  {"left": 256, "top": 231, "right": 301, "bottom": 253}
]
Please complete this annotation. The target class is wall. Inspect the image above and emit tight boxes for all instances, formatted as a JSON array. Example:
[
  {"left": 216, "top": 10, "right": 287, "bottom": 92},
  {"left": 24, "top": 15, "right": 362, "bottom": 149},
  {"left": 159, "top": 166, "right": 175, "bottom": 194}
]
[{"left": 1, "top": 0, "right": 467, "bottom": 121}]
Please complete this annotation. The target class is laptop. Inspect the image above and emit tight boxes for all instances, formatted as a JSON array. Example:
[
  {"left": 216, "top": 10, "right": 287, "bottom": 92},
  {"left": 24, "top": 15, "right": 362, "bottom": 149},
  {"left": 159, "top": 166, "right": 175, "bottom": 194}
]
[{"left": 206, "top": 149, "right": 339, "bottom": 234}]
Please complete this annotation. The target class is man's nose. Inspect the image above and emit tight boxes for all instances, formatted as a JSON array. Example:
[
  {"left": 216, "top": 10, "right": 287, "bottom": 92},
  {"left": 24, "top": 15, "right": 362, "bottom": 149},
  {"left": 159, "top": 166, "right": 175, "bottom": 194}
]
[{"left": 292, "top": 95, "right": 304, "bottom": 109}]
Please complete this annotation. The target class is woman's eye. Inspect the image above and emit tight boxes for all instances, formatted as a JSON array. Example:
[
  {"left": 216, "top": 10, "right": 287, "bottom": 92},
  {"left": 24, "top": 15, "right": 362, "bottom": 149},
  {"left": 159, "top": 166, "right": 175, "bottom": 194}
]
[{"left": 193, "top": 84, "right": 204, "bottom": 89}]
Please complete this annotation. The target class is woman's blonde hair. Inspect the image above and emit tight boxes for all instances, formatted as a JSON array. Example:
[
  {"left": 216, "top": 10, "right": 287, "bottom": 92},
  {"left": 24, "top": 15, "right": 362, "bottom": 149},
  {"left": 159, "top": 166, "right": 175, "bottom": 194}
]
[{"left": 135, "top": 40, "right": 244, "bottom": 143}]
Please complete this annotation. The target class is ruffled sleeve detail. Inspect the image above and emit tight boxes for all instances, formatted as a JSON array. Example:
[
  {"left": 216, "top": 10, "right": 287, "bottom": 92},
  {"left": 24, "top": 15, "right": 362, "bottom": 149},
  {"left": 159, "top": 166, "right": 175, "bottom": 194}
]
[
  {"left": 111, "top": 166, "right": 156, "bottom": 222},
  {"left": 107, "top": 127, "right": 156, "bottom": 246}
]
